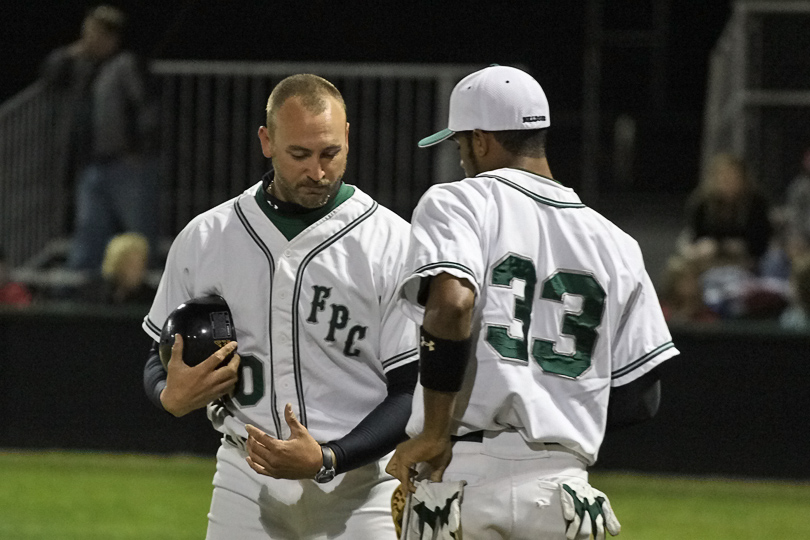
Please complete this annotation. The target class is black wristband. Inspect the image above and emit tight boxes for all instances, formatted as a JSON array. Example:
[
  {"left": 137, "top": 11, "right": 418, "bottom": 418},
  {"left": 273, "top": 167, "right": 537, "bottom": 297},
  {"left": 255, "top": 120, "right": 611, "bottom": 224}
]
[{"left": 419, "top": 326, "right": 472, "bottom": 392}]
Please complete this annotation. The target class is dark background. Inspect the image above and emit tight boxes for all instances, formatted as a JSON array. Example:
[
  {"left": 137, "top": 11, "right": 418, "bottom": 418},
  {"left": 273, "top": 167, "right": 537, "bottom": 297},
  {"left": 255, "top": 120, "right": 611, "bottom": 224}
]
[
  {"left": 1, "top": 0, "right": 733, "bottom": 196},
  {"left": 3, "top": 307, "right": 808, "bottom": 479}
]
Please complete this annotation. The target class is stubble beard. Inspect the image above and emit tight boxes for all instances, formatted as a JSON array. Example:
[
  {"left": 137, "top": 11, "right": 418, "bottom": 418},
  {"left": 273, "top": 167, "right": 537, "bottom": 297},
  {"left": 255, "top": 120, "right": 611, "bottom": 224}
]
[{"left": 271, "top": 165, "right": 344, "bottom": 209}]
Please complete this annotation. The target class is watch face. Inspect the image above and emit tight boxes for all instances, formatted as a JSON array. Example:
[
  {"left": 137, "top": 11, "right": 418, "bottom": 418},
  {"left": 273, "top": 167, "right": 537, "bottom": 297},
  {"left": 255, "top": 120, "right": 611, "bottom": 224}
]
[{"left": 315, "top": 467, "right": 336, "bottom": 483}]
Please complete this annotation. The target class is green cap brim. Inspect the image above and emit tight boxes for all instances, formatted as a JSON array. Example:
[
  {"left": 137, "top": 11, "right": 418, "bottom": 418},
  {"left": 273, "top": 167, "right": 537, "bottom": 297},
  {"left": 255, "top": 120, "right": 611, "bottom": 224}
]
[{"left": 418, "top": 128, "right": 455, "bottom": 148}]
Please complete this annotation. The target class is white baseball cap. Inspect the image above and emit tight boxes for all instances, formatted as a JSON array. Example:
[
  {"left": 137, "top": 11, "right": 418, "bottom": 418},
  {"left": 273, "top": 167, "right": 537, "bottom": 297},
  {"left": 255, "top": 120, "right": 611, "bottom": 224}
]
[{"left": 418, "top": 65, "right": 550, "bottom": 148}]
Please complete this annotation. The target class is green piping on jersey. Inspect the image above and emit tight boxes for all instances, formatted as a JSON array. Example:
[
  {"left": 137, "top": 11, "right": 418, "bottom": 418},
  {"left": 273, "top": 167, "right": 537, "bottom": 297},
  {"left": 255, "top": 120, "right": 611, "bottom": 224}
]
[
  {"left": 254, "top": 183, "right": 356, "bottom": 240},
  {"left": 234, "top": 200, "right": 283, "bottom": 436},
  {"left": 144, "top": 316, "right": 161, "bottom": 337},
  {"left": 612, "top": 341, "right": 675, "bottom": 379},
  {"left": 413, "top": 261, "right": 477, "bottom": 279},
  {"left": 383, "top": 348, "right": 419, "bottom": 370},
  {"left": 289, "top": 201, "right": 379, "bottom": 426},
  {"left": 512, "top": 167, "right": 562, "bottom": 185},
  {"left": 480, "top": 173, "right": 586, "bottom": 209}
]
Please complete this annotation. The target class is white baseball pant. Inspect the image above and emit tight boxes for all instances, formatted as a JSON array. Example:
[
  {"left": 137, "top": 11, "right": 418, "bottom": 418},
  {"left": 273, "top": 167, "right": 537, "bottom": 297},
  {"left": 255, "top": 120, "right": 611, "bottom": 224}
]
[
  {"left": 440, "top": 430, "right": 592, "bottom": 540},
  {"left": 206, "top": 439, "right": 398, "bottom": 540}
]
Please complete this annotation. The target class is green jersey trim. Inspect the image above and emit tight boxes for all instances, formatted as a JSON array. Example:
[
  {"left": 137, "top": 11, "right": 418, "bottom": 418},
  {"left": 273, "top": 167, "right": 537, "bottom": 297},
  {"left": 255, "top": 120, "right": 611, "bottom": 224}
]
[
  {"left": 510, "top": 167, "right": 563, "bottom": 185},
  {"left": 612, "top": 341, "right": 675, "bottom": 379},
  {"left": 413, "top": 261, "right": 476, "bottom": 279},
  {"left": 234, "top": 200, "right": 283, "bottom": 436},
  {"left": 383, "top": 348, "right": 419, "bottom": 369},
  {"left": 479, "top": 173, "right": 586, "bottom": 209},
  {"left": 290, "top": 201, "right": 380, "bottom": 426},
  {"left": 144, "top": 316, "right": 161, "bottom": 337},
  {"left": 254, "top": 183, "right": 356, "bottom": 240}
]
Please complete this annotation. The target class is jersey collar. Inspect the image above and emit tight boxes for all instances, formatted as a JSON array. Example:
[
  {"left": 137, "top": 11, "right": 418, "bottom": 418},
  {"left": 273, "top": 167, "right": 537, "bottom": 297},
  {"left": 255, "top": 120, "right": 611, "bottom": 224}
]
[
  {"left": 477, "top": 168, "right": 585, "bottom": 208},
  {"left": 254, "top": 170, "right": 355, "bottom": 240}
]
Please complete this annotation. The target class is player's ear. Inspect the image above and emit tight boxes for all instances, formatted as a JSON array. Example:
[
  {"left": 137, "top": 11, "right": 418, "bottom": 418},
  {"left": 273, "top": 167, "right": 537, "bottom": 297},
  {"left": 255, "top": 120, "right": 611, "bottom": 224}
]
[
  {"left": 345, "top": 122, "right": 350, "bottom": 151},
  {"left": 472, "top": 129, "right": 488, "bottom": 157},
  {"left": 258, "top": 126, "right": 273, "bottom": 158}
]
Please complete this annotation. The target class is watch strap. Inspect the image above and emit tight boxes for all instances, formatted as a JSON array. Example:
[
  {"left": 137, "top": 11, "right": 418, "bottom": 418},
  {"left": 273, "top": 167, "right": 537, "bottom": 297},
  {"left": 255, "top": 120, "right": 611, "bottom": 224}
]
[
  {"left": 315, "top": 444, "right": 336, "bottom": 483},
  {"left": 321, "top": 445, "right": 334, "bottom": 470}
]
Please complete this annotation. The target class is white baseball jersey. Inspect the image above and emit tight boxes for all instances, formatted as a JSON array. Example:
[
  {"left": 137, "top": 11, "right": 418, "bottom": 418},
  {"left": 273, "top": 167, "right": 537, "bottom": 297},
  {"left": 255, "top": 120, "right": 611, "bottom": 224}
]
[
  {"left": 397, "top": 167, "right": 678, "bottom": 464},
  {"left": 144, "top": 181, "right": 418, "bottom": 443}
]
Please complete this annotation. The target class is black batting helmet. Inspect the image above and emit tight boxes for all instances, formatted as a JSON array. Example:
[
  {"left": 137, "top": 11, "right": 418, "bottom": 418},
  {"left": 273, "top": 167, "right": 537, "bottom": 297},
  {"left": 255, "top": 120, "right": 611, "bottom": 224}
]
[{"left": 159, "top": 295, "right": 236, "bottom": 370}]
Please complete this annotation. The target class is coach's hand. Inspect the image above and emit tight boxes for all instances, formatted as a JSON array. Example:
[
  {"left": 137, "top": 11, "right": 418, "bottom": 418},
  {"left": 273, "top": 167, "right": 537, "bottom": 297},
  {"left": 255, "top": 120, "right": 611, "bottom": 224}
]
[
  {"left": 386, "top": 434, "right": 453, "bottom": 493},
  {"left": 160, "top": 335, "right": 241, "bottom": 417},
  {"left": 245, "top": 403, "right": 323, "bottom": 479}
]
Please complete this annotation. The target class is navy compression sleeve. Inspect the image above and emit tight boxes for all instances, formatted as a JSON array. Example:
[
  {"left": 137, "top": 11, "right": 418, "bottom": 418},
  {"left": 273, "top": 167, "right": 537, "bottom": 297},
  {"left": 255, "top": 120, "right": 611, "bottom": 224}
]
[
  {"left": 325, "top": 361, "right": 418, "bottom": 474},
  {"left": 606, "top": 368, "right": 661, "bottom": 430},
  {"left": 144, "top": 341, "right": 168, "bottom": 411}
]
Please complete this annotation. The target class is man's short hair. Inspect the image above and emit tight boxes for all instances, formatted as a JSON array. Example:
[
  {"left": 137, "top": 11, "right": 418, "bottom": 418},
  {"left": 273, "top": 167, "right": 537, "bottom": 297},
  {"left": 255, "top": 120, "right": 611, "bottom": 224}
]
[
  {"left": 492, "top": 129, "right": 548, "bottom": 158},
  {"left": 266, "top": 74, "right": 346, "bottom": 133},
  {"left": 86, "top": 5, "right": 127, "bottom": 35}
]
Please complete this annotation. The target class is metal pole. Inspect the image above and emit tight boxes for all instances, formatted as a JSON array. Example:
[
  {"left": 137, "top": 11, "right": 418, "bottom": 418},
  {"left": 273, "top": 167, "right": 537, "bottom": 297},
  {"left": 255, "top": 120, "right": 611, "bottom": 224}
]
[
  {"left": 650, "top": 0, "right": 671, "bottom": 112},
  {"left": 582, "top": 0, "right": 604, "bottom": 203}
]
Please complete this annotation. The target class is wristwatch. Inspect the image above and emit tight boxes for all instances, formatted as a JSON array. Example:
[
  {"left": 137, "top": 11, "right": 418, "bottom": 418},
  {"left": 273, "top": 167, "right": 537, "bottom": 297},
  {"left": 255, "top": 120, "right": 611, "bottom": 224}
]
[{"left": 314, "top": 445, "right": 336, "bottom": 483}]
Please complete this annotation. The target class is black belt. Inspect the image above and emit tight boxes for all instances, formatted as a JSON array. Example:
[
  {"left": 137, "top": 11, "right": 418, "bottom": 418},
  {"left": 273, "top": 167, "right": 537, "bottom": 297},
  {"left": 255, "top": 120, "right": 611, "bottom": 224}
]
[{"left": 450, "top": 430, "right": 484, "bottom": 443}]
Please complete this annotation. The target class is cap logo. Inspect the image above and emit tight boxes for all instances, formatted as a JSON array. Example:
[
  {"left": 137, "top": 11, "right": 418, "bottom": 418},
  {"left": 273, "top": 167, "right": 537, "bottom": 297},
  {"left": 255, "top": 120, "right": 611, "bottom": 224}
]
[{"left": 523, "top": 115, "right": 546, "bottom": 123}]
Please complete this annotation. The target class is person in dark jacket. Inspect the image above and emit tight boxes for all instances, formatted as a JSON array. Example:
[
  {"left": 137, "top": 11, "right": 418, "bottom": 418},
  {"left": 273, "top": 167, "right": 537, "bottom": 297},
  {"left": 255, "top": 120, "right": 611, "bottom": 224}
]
[
  {"left": 41, "top": 5, "right": 159, "bottom": 272},
  {"left": 681, "top": 153, "right": 773, "bottom": 269}
]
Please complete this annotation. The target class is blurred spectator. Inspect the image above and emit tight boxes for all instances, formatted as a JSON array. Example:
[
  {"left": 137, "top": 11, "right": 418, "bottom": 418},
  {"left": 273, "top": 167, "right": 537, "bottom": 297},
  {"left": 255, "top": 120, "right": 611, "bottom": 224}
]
[
  {"left": 783, "top": 146, "right": 810, "bottom": 259},
  {"left": 699, "top": 260, "right": 788, "bottom": 320},
  {"left": 659, "top": 255, "right": 718, "bottom": 323},
  {"left": 79, "top": 232, "right": 155, "bottom": 305},
  {"left": 759, "top": 146, "right": 810, "bottom": 281},
  {"left": 41, "top": 5, "right": 159, "bottom": 272},
  {"left": 679, "top": 153, "right": 773, "bottom": 270},
  {"left": 0, "top": 248, "right": 33, "bottom": 307},
  {"left": 780, "top": 254, "right": 810, "bottom": 331}
]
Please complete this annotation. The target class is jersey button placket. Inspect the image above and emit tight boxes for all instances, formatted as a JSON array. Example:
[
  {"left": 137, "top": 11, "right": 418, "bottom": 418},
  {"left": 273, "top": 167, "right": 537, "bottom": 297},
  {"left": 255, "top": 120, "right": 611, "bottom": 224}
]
[{"left": 272, "top": 249, "right": 298, "bottom": 422}]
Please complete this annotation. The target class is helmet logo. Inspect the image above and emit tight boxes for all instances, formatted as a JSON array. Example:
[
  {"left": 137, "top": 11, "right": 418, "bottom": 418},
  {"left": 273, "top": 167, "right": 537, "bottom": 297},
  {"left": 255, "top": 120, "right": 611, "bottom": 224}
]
[{"left": 210, "top": 311, "right": 233, "bottom": 340}]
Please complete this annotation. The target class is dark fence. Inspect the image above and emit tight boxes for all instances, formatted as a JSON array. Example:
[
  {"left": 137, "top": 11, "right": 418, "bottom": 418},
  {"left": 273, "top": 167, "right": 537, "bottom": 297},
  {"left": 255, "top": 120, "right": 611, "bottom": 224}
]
[
  {"left": 2, "top": 307, "right": 809, "bottom": 479},
  {"left": 596, "top": 322, "right": 810, "bottom": 479},
  {"left": 0, "top": 305, "right": 219, "bottom": 455}
]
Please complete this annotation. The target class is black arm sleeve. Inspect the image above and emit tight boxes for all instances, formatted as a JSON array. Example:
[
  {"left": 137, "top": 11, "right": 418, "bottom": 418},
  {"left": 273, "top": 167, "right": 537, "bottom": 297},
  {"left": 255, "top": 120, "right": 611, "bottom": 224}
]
[
  {"left": 606, "top": 368, "right": 661, "bottom": 431},
  {"left": 144, "top": 340, "right": 168, "bottom": 412},
  {"left": 325, "top": 361, "right": 418, "bottom": 474}
]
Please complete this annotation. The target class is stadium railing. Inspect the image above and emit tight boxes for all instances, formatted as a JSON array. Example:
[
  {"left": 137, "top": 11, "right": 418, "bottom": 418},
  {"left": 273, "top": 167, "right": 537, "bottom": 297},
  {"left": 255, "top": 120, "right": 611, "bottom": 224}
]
[
  {"left": 702, "top": 0, "right": 810, "bottom": 194},
  {"left": 0, "top": 61, "right": 483, "bottom": 272}
]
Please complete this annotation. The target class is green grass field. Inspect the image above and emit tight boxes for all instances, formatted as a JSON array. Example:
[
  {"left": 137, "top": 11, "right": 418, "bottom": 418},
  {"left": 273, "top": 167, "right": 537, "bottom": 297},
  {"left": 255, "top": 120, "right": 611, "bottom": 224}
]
[{"left": 1, "top": 450, "right": 809, "bottom": 539}]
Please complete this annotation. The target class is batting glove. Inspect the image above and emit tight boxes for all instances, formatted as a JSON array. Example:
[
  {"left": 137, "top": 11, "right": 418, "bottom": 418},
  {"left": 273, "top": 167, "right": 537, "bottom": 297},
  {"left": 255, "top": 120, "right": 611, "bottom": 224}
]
[
  {"left": 560, "top": 479, "right": 621, "bottom": 540},
  {"left": 206, "top": 398, "right": 228, "bottom": 430},
  {"left": 401, "top": 479, "right": 466, "bottom": 540}
]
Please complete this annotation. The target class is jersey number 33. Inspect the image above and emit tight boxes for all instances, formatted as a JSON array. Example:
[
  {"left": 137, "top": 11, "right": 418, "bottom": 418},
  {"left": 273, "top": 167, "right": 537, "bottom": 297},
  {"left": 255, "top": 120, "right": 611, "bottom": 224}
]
[{"left": 485, "top": 254, "right": 606, "bottom": 379}]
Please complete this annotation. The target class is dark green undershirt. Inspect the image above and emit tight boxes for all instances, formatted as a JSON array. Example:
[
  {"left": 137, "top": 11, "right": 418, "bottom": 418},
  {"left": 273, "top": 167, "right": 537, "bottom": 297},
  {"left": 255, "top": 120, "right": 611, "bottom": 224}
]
[{"left": 254, "top": 182, "right": 355, "bottom": 240}]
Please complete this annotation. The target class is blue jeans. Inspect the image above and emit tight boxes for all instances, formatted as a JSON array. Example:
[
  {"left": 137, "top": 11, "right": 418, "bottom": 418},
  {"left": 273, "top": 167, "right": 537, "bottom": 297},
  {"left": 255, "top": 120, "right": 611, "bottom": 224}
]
[{"left": 67, "top": 157, "right": 159, "bottom": 271}]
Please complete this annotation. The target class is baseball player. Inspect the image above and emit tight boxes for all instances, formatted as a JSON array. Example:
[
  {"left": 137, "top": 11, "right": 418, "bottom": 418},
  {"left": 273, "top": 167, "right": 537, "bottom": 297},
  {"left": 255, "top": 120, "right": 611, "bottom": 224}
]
[
  {"left": 386, "top": 65, "right": 679, "bottom": 539},
  {"left": 142, "top": 74, "right": 418, "bottom": 539}
]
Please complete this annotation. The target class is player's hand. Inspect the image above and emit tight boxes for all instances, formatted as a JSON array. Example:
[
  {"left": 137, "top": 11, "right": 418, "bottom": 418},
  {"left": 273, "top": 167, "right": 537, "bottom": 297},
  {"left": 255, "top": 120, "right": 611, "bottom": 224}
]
[
  {"left": 385, "top": 433, "right": 453, "bottom": 493},
  {"left": 160, "top": 335, "right": 240, "bottom": 417},
  {"left": 560, "top": 480, "right": 621, "bottom": 540},
  {"left": 244, "top": 403, "right": 322, "bottom": 480}
]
